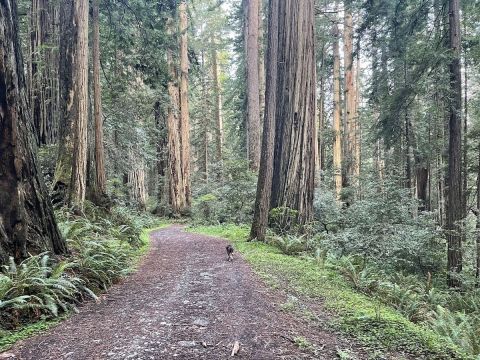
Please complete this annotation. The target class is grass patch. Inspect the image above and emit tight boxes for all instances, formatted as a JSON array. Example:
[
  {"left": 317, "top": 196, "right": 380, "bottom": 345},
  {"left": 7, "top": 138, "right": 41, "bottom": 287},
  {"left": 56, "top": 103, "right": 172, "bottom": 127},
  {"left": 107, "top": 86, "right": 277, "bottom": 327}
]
[
  {"left": 189, "top": 224, "right": 468, "bottom": 360},
  {"left": 0, "top": 316, "right": 66, "bottom": 352}
]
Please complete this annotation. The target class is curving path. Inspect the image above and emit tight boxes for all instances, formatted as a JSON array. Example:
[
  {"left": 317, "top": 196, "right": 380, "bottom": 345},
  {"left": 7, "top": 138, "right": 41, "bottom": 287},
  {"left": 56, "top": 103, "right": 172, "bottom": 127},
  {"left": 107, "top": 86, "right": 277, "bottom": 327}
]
[{"left": 2, "top": 225, "right": 362, "bottom": 359}]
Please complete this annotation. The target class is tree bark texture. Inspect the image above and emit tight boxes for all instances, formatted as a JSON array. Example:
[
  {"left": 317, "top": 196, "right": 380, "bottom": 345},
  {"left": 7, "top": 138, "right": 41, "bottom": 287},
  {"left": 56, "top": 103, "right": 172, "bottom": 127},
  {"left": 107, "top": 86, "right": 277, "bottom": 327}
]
[
  {"left": 166, "top": 38, "right": 186, "bottom": 214},
  {"left": 446, "top": 0, "right": 463, "bottom": 287},
  {"left": 179, "top": 1, "right": 191, "bottom": 209},
  {"left": 343, "top": 0, "right": 357, "bottom": 187},
  {"left": 251, "top": 0, "right": 316, "bottom": 239},
  {"left": 244, "top": 0, "right": 261, "bottom": 171},
  {"left": 333, "top": 21, "right": 342, "bottom": 199},
  {"left": 0, "top": 0, "right": 66, "bottom": 264},
  {"left": 211, "top": 45, "right": 223, "bottom": 164},
  {"left": 92, "top": 0, "right": 107, "bottom": 200}
]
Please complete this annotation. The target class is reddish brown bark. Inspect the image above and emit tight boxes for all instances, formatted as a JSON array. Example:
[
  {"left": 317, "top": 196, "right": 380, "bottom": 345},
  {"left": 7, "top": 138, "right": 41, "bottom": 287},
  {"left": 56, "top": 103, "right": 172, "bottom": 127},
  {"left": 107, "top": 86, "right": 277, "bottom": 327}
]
[{"left": 0, "top": 0, "right": 66, "bottom": 264}]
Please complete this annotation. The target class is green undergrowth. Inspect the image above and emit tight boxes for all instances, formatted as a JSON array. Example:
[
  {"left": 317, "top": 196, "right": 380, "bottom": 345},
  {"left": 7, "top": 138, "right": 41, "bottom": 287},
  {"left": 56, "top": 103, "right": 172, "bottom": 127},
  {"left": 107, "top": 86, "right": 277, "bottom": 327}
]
[
  {"left": 0, "top": 317, "right": 67, "bottom": 352},
  {"left": 190, "top": 224, "right": 468, "bottom": 360},
  {"left": 0, "top": 203, "right": 168, "bottom": 352}
]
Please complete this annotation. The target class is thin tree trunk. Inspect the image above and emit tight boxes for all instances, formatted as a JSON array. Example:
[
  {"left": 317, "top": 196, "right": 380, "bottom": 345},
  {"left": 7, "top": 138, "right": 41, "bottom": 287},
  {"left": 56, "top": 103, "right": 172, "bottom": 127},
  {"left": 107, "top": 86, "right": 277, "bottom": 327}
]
[
  {"left": 211, "top": 44, "right": 223, "bottom": 164},
  {"left": 258, "top": 0, "right": 265, "bottom": 120},
  {"left": 0, "top": 0, "right": 67, "bottom": 264},
  {"left": 179, "top": 1, "right": 191, "bottom": 210},
  {"left": 318, "top": 44, "right": 326, "bottom": 176},
  {"left": 354, "top": 52, "right": 361, "bottom": 181},
  {"left": 128, "top": 156, "right": 147, "bottom": 211},
  {"left": 463, "top": 24, "right": 468, "bottom": 218},
  {"left": 476, "top": 143, "right": 480, "bottom": 283},
  {"left": 244, "top": 0, "right": 261, "bottom": 171},
  {"left": 343, "top": 0, "right": 356, "bottom": 187},
  {"left": 92, "top": 0, "right": 107, "bottom": 201},
  {"left": 199, "top": 50, "right": 209, "bottom": 181},
  {"left": 333, "top": 20, "right": 343, "bottom": 199},
  {"left": 446, "top": 0, "right": 463, "bottom": 287},
  {"left": 154, "top": 101, "right": 168, "bottom": 213}
]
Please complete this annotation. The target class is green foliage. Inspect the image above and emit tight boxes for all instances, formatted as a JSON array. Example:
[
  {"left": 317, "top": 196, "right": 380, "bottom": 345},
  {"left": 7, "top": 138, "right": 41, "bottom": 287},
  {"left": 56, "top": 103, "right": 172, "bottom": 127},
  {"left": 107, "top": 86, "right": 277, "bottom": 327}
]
[
  {"left": 314, "top": 177, "right": 445, "bottom": 274},
  {"left": 0, "top": 203, "right": 164, "bottom": 335},
  {"left": 430, "top": 306, "right": 480, "bottom": 356},
  {"left": 328, "top": 255, "right": 380, "bottom": 295},
  {"left": 190, "top": 225, "right": 465, "bottom": 359},
  {"left": 269, "top": 234, "right": 306, "bottom": 256},
  {"left": 0, "top": 254, "right": 92, "bottom": 328},
  {"left": 0, "top": 317, "right": 65, "bottom": 352},
  {"left": 192, "top": 160, "right": 257, "bottom": 224},
  {"left": 268, "top": 207, "right": 299, "bottom": 235}
]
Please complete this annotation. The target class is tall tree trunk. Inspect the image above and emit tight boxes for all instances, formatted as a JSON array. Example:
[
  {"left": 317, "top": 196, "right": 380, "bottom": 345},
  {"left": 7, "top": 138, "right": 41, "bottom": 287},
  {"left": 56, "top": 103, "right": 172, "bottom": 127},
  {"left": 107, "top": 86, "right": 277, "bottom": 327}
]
[
  {"left": 244, "top": 0, "right": 261, "bottom": 171},
  {"left": 199, "top": 50, "right": 209, "bottom": 181},
  {"left": 250, "top": 0, "right": 279, "bottom": 241},
  {"left": 53, "top": 0, "right": 89, "bottom": 211},
  {"left": 333, "top": 20, "right": 343, "bottom": 199},
  {"left": 463, "top": 27, "right": 468, "bottom": 218},
  {"left": 212, "top": 44, "right": 223, "bottom": 164},
  {"left": 0, "top": 0, "right": 67, "bottom": 264},
  {"left": 354, "top": 52, "right": 361, "bottom": 181},
  {"left": 92, "top": 0, "right": 107, "bottom": 201},
  {"left": 251, "top": 0, "right": 316, "bottom": 240},
  {"left": 343, "top": 0, "right": 356, "bottom": 187},
  {"left": 318, "top": 44, "right": 326, "bottom": 177},
  {"left": 166, "top": 26, "right": 186, "bottom": 214},
  {"left": 69, "top": 0, "right": 89, "bottom": 211},
  {"left": 258, "top": 0, "right": 265, "bottom": 121},
  {"left": 476, "top": 143, "right": 480, "bottom": 283},
  {"left": 154, "top": 101, "right": 168, "bottom": 213},
  {"left": 179, "top": 1, "right": 191, "bottom": 210},
  {"left": 446, "top": 0, "right": 463, "bottom": 287}
]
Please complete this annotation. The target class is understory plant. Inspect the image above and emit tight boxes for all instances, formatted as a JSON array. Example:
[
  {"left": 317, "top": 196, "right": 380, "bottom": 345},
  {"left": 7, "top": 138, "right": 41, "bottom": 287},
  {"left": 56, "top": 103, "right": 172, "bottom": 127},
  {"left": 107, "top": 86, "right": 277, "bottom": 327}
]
[{"left": 0, "top": 202, "right": 160, "bottom": 330}]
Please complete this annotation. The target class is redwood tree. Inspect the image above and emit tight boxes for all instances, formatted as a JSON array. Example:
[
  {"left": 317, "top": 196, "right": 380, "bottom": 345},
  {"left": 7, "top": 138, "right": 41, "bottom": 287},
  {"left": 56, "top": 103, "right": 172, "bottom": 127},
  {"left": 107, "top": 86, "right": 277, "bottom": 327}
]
[
  {"left": 0, "top": 0, "right": 66, "bottom": 264},
  {"left": 244, "top": 0, "right": 261, "bottom": 171},
  {"left": 53, "top": 0, "right": 89, "bottom": 211},
  {"left": 92, "top": 0, "right": 107, "bottom": 202},
  {"left": 446, "top": 0, "right": 463, "bottom": 287},
  {"left": 251, "top": 0, "right": 316, "bottom": 241}
]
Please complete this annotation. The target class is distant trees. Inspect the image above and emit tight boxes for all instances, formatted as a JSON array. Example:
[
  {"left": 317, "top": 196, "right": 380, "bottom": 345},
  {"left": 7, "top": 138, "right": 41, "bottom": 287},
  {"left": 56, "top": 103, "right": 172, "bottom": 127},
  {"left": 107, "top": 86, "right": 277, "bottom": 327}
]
[
  {"left": 0, "top": 0, "right": 66, "bottom": 263},
  {"left": 29, "top": 0, "right": 58, "bottom": 145},
  {"left": 251, "top": 0, "right": 316, "bottom": 241}
]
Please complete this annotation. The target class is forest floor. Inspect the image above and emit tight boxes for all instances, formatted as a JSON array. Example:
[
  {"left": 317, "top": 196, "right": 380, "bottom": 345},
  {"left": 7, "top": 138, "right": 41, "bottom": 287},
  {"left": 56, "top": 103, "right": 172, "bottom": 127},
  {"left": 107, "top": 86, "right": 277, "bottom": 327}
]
[{"left": 0, "top": 225, "right": 368, "bottom": 360}]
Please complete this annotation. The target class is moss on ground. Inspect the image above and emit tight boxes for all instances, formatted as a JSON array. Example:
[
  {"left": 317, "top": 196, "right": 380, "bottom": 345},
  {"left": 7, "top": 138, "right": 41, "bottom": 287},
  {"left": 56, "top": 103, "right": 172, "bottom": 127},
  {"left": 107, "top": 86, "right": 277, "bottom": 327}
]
[{"left": 190, "top": 224, "right": 469, "bottom": 360}]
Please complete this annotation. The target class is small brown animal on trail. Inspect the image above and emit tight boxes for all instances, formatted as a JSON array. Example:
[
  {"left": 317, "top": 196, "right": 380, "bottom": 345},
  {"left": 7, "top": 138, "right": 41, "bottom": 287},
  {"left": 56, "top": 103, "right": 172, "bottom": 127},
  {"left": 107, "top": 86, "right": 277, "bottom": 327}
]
[{"left": 226, "top": 244, "right": 234, "bottom": 261}]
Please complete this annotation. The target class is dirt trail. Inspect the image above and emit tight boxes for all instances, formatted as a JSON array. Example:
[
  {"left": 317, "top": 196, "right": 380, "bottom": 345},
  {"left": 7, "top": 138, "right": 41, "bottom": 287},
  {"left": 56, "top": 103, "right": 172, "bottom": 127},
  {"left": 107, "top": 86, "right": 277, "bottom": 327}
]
[{"left": 2, "top": 225, "right": 363, "bottom": 359}]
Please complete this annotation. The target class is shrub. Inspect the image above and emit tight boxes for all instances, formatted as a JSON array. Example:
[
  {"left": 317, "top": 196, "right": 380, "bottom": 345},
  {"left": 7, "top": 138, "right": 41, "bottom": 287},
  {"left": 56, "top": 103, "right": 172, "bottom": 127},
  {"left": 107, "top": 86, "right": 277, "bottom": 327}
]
[
  {"left": 0, "top": 254, "right": 95, "bottom": 329},
  {"left": 192, "top": 160, "right": 257, "bottom": 224},
  {"left": 269, "top": 234, "right": 307, "bottom": 255},
  {"left": 314, "top": 175, "right": 445, "bottom": 274}
]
